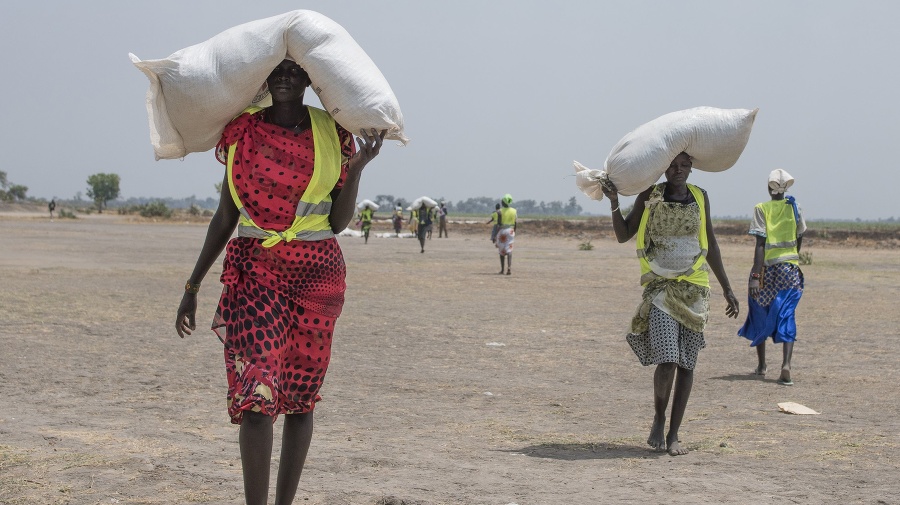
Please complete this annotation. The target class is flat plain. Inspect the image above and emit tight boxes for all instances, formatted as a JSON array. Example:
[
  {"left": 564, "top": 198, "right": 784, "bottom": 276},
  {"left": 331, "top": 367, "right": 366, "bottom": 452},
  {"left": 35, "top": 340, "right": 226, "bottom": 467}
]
[{"left": 1, "top": 213, "right": 898, "bottom": 504}]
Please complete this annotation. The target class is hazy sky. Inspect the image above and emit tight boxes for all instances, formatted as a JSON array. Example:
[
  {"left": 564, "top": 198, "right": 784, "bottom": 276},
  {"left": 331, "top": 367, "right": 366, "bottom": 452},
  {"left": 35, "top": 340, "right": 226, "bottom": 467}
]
[{"left": 2, "top": 1, "right": 897, "bottom": 219}]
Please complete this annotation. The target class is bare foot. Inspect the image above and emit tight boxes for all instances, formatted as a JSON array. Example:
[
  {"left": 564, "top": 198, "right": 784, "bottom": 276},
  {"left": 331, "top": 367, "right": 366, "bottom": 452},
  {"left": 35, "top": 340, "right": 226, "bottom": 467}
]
[
  {"left": 754, "top": 364, "right": 767, "bottom": 376},
  {"left": 666, "top": 433, "right": 689, "bottom": 456},
  {"left": 647, "top": 418, "right": 666, "bottom": 451}
]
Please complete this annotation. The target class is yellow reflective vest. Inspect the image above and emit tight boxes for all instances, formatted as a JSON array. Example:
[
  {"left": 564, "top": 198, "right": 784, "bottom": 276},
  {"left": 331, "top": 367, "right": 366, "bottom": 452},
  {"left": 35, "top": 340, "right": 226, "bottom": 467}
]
[
  {"left": 636, "top": 184, "right": 709, "bottom": 288},
  {"left": 226, "top": 106, "right": 341, "bottom": 248},
  {"left": 498, "top": 207, "right": 517, "bottom": 228},
  {"left": 757, "top": 199, "right": 800, "bottom": 266}
]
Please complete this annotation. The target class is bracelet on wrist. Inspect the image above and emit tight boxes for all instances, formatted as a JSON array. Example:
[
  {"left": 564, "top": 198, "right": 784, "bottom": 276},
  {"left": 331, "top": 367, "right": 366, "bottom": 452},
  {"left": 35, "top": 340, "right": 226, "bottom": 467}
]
[
  {"left": 611, "top": 204, "right": 620, "bottom": 213},
  {"left": 749, "top": 272, "right": 761, "bottom": 280},
  {"left": 185, "top": 281, "right": 201, "bottom": 294}
]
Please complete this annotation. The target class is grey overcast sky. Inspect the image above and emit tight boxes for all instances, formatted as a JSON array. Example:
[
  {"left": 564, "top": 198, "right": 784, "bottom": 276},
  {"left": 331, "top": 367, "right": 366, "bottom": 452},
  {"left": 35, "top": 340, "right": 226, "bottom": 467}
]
[{"left": 1, "top": 1, "right": 897, "bottom": 220}]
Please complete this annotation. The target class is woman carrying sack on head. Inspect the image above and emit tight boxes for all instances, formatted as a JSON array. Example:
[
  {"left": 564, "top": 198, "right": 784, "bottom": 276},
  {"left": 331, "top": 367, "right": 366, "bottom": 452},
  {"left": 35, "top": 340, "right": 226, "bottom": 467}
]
[
  {"left": 738, "top": 169, "right": 806, "bottom": 386},
  {"left": 175, "top": 59, "right": 386, "bottom": 504},
  {"left": 601, "top": 152, "right": 739, "bottom": 457}
]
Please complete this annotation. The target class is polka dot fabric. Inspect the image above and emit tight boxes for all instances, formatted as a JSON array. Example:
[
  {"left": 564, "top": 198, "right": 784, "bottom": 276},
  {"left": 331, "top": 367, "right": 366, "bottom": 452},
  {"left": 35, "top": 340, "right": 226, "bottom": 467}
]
[
  {"left": 210, "top": 108, "right": 355, "bottom": 424},
  {"left": 215, "top": 277, "right": 334, "bottom": 424},
  {"left": 627, "top": 305, "right": 706, "bottom": 370}
]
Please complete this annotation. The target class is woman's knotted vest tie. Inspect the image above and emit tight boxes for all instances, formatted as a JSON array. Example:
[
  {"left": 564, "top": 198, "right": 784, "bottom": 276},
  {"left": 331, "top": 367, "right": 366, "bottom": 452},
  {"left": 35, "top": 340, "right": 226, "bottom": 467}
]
[{"left": 226, "top": 106, "right": 341, "bottom": 248}]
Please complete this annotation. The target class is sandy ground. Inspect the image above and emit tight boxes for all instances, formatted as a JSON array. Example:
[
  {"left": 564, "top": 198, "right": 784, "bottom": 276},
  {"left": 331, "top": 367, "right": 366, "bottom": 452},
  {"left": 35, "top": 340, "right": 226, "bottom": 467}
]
[{"left": 1, "top": 214, "right": 899, "bottom": 505}]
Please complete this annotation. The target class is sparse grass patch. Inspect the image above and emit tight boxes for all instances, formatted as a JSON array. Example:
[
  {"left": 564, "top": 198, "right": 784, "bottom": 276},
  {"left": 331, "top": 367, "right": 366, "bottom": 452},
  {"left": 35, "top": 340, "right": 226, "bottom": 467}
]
[{"left": 800, "top": 251, "right": 813, "bottom": 264}]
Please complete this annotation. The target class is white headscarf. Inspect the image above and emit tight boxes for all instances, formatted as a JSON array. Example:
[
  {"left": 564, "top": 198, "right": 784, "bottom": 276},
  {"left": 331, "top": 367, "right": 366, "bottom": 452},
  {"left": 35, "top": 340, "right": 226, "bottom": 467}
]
[{"left": 768, "top": 169, "right": 795, "bottom": 195}]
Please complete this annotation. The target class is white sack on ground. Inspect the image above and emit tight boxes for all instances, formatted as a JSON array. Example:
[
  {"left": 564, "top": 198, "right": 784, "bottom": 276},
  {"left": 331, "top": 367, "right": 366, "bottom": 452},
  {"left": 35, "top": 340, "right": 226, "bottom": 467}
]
[
  {"left": 131, "top": 10, "right": 408, "bottom": 160},
  {"left": 412, "top": 196, "right": 438, "bottom": 209},
  {"left": 575, "top": 107, "right": 757, "bottom": 200},
  {"left": 338, "top": 228, "right": 363, "bottom": 237}
]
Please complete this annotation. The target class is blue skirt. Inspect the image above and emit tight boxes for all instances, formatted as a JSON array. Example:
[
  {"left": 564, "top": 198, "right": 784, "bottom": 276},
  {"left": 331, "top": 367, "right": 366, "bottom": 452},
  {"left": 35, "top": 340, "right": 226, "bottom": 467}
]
[{"left": 738, "top": 263, "right": 804, "bottom": 346}]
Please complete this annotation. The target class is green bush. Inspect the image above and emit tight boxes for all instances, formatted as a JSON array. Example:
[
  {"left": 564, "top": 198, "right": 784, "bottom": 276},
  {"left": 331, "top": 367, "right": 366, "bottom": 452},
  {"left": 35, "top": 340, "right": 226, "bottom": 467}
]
[
  {"left": 139, "top": 201, "right": 172, "bottom": 218},
  {"left": 799, "top": 251, "right": 813, "bottom": 265},
  {"left": 58, "top": 209, "right": 77, "bottom": 219},
  {"left": 578, "top": 240, "right": 594, "bottom": 251}
]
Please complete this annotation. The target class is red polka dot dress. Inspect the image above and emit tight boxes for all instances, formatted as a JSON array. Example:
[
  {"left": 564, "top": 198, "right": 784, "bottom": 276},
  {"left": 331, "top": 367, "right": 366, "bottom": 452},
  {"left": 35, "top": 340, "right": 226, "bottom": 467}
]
[{"left": 211, "top": 110, "right": 355, "bottom": 424}]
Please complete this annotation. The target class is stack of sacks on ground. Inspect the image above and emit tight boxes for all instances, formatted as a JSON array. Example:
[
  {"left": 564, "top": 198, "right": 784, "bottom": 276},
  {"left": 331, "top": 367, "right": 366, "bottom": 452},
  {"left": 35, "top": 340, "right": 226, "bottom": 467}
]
[
  {"left": 130, "top": 10, "right": 407, "bottom": 160},
  {"left": 575, "top": 107, "right": 757, "bottom": 200}
]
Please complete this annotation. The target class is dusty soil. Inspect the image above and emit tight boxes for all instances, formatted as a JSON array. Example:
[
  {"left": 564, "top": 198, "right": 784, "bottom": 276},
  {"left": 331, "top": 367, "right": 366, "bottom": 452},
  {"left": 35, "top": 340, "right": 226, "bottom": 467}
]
[{"left": 1, "top": 212, "right": 899, "bottom": 504}]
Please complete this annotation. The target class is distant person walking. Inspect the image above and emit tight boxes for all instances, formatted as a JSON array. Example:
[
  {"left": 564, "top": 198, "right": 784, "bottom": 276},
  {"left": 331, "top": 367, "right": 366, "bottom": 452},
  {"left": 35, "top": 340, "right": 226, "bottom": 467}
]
[
  {"left": 413, "top": 204, "right": 434, "bottom": 253},
  {"left": 392, "top": 205, "right": 404, "bottom": 236},
  {"left": 407, "top": 207, "right": 418, "bottom": 235},
  {"left": 495, "top": 194, "right": 517, "bottom": 275},
  {"left": 486, "top": 203, "right": 501, "bottom": 244},
  {"left": 437, "top": 202, "right": 449, "bottom": 238},
  {"left": 601, "top": 152, "right": 739, "bottom": 456},
  {"left": 48, "top": 198, "right": 56, "bottom": 219},
  {"left": 358, "top": 206, "right": 374, "bottom": 244},
  {"left": 738, "top": 169, "right": 806, "bottom": 386}
]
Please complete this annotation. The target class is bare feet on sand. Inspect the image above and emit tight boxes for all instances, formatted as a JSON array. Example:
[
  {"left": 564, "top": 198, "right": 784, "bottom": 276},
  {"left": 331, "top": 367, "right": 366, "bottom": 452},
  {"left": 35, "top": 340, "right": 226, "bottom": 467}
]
[
  {"left": 647, "top": 418, "right": 666, "bottom": 451},
  {"left": 666, "top": 433, "right": 689, "bottom": 456},
  {"left": 754, "top": 364, "right": 767, "bottom": 376}
]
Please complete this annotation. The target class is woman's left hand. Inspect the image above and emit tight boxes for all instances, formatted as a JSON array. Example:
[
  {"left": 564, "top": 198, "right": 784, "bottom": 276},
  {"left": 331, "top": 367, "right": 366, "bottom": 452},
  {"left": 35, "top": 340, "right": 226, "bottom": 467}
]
[
  {"left": 348, "top": 128, "right": 387, "bottom": 177},
  {"left": 723, "top": 289, "right": 740, "bottom": 318}
]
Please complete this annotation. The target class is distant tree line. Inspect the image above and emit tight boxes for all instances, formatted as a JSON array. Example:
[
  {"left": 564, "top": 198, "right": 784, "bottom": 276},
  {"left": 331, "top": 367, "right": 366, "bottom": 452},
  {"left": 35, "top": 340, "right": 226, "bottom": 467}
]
[
  {"left": 370, "top": 194, "right": 583, "bottom": 216},
  {"left": 0, "top": 170, "right": 29, "bottom": 202}
]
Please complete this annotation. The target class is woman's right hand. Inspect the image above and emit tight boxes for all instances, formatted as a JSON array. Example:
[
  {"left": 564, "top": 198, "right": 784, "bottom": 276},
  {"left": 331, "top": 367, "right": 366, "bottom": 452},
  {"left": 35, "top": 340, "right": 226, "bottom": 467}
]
[
  {"left": 600, "top": 180, "right": 619, "bottom": 202},
  {"left": 748, "top": 279, "right": 761, "bottom": 299},
  {"left": 175, "top": 292, "right": 198, "bottom": 338}
]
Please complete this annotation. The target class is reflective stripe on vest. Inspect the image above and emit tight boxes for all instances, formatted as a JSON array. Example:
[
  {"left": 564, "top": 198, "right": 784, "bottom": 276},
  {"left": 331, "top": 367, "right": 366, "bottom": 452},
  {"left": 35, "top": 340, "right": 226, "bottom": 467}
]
[
  {"left": 635, "top": 183, "right": 710, "bottom": 288},
  {"left": 226, "top": 106, "right": 341, "bottom": 248},
  {"left": 759, "top": 199, "right": 799, "bottom": 266}
]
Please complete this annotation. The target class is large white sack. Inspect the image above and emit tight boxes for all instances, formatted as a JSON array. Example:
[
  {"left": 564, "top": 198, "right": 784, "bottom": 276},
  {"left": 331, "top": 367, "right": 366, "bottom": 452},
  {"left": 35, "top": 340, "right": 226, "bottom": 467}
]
[
  {"left": 357, "top": 199, "right": 379, "bottom": 211},
  {"left": 130, "top": 10, "right": 407, "bottom": 160},
  {"left": 412, "top": 196, "right": 437, "bottom": 209},
  {"left": 575, "top": 107, "right": 757, "bottom": 200}
]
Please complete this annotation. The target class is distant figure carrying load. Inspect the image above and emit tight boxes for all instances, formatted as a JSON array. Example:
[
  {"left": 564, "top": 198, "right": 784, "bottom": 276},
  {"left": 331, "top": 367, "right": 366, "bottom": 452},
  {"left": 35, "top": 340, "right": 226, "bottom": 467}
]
[
  {"left": 413, "top": 205, "right": 434, "bottom": 253},
  {"left": 358, "top": 206, "right": 373, "bottom": 244},
  {"left": 392, "top": 205, "right": 403, "bottom": 236},
  {"left": 738, "top": 169, "right": 806, "bottom": 386},
  {"left": 495, "top": 194, "right": 517, "bottom": 275}
]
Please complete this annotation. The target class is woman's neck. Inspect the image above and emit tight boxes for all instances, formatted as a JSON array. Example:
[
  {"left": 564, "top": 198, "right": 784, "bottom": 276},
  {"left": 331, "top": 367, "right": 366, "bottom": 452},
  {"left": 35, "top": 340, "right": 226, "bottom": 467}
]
[
  {"left": 664, "top": 182, "right": 689, "bottom": 200},
  {"left": 265, "top": 101, "right": 307, "bottom": 128}
]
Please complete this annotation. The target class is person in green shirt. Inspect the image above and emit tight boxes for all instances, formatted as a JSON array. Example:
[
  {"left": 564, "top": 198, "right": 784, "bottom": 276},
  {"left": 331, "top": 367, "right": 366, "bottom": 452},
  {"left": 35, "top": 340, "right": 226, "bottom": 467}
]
[
  {"left": 495, "top": 194, "right": 517, "bottom": 275},
  {"left": 358, "top": 206, "right": 374, "bottom": 244}
]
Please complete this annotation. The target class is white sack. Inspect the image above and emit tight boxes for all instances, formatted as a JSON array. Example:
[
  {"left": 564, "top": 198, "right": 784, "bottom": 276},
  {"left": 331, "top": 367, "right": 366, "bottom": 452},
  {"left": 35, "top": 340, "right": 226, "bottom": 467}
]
[
  {"left": 357, "top": 199, "right": 379, "bottom": 211},
  {"left": 412, "top": 196, "right": 437, "bottom": 209},
  {"left": 575, "top": 107, "right": 757, "bottom": 200},
  {"left": 130, "top": 10, "right": 407, "bottom": 160}
]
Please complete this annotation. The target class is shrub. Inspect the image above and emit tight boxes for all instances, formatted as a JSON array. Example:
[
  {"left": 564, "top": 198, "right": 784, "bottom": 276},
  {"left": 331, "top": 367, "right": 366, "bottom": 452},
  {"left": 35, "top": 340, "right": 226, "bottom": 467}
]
[
  {"left": 578, "top": 240, "right": 594, "bottom": 251},
  {"left": 799, "top": 251, "right": 813, "bottom": 265},
  {"left": 139, "top": 201, "right": 172, "bottom": 218}
]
